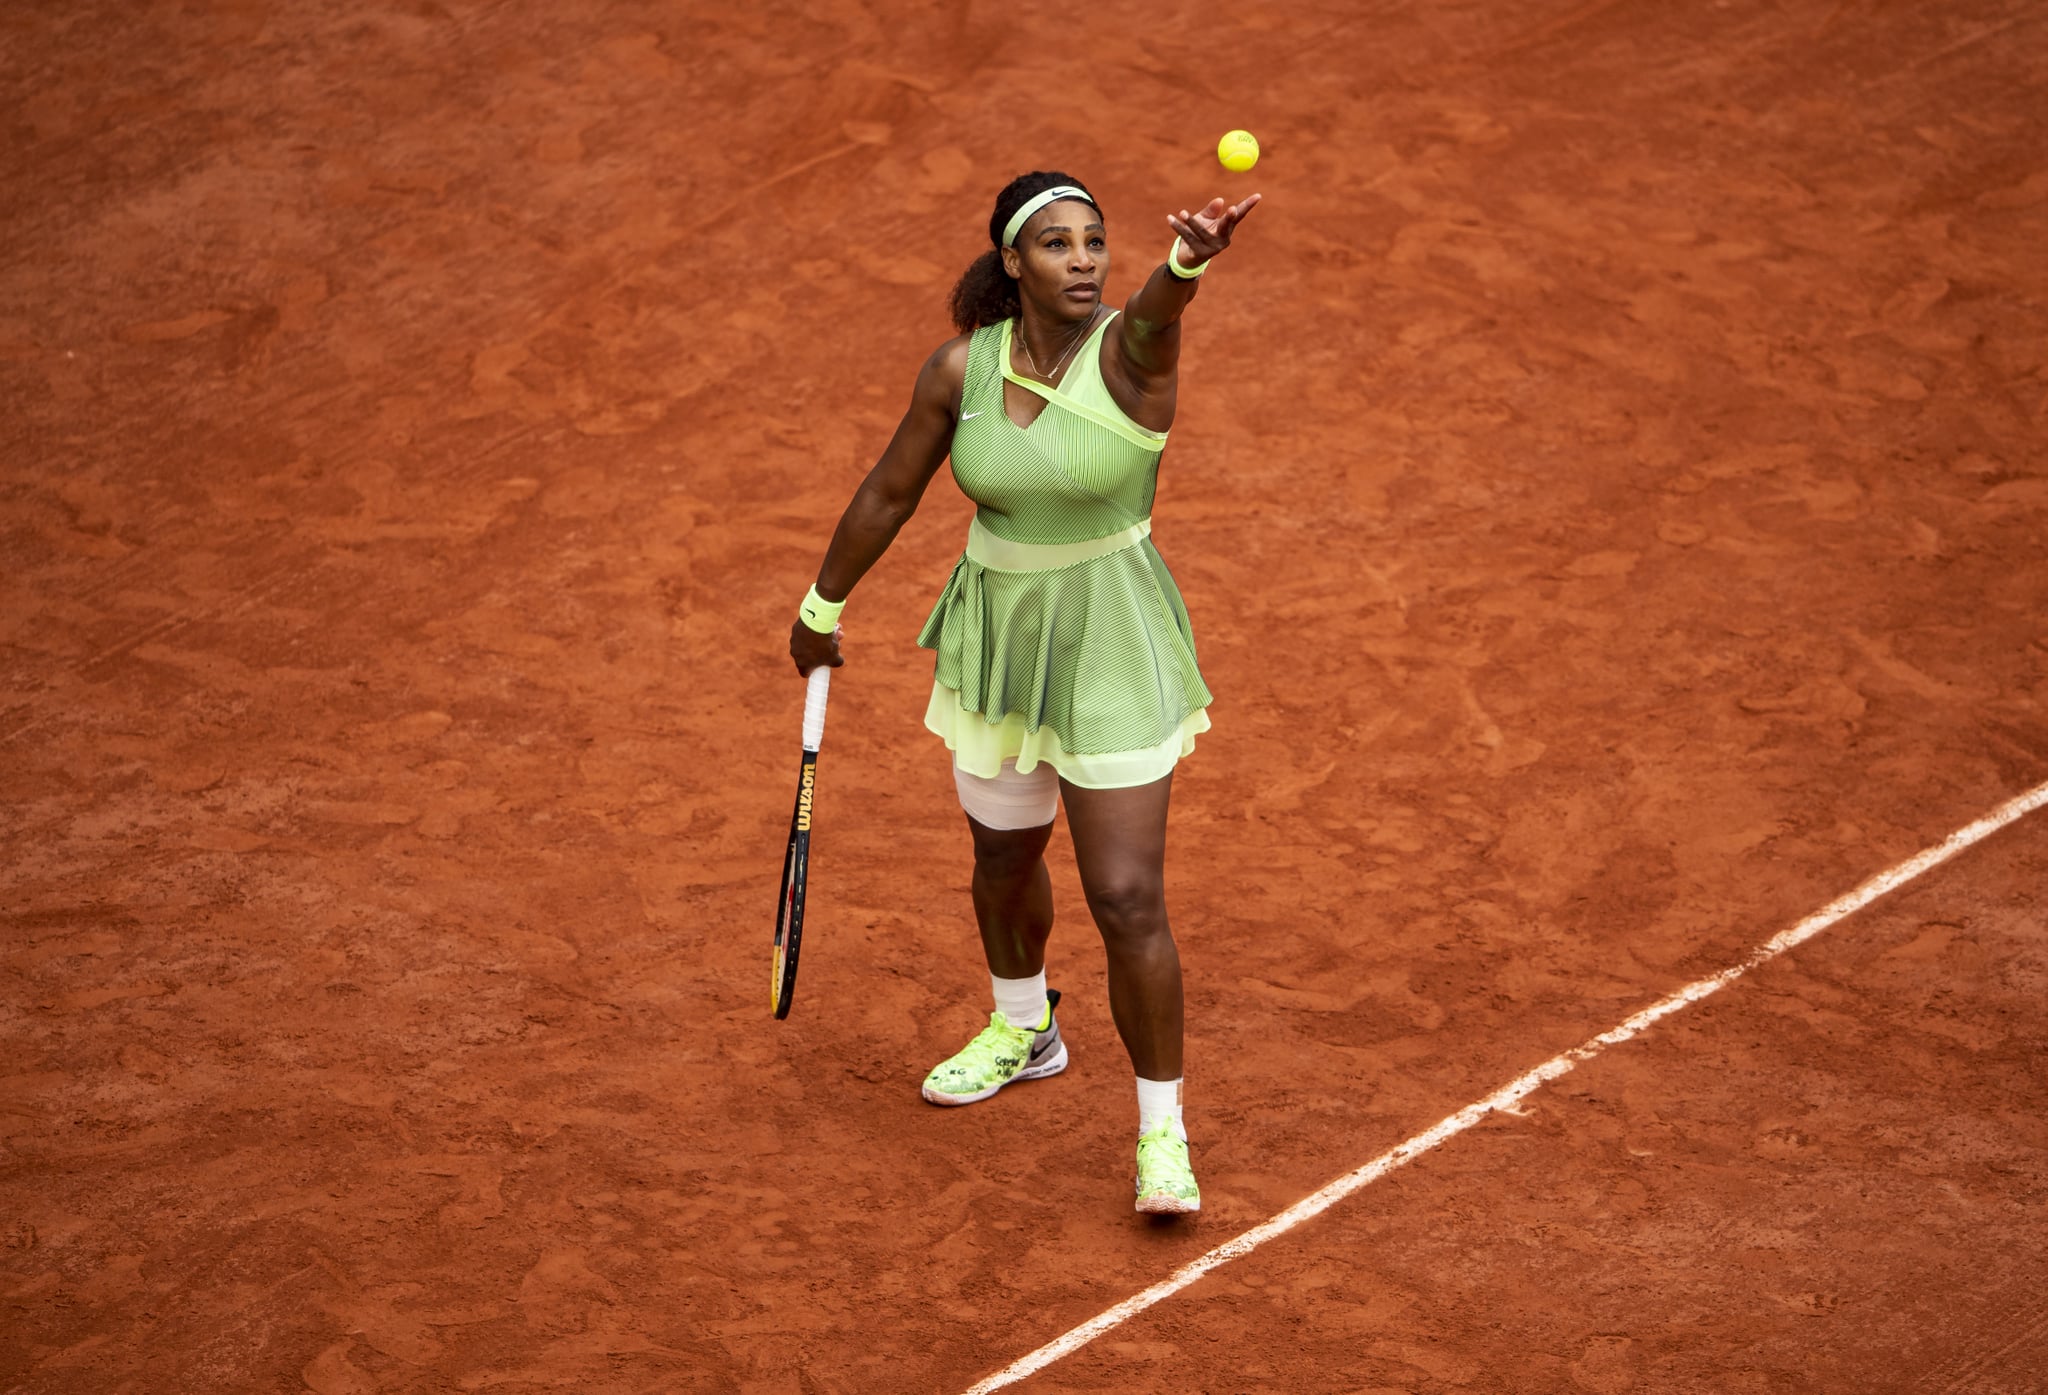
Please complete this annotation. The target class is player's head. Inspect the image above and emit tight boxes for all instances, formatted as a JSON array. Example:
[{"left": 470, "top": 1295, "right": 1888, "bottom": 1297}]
[
  {"left": 988, "top": 172, "right": 1101, "bottom": 252},
  {"left": 948, "top": 171, "right": 1104, "bottom": 333}
]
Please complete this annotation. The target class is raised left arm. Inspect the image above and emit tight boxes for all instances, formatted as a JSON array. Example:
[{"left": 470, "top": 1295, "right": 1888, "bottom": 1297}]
[{"left": 1115, "top": 193, "right": 1262, "bottom": 386}]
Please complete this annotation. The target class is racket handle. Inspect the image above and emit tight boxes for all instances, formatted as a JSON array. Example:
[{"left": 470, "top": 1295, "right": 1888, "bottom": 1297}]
[{"left": 802, "top": 664, "right": 831, "bottom": 752}]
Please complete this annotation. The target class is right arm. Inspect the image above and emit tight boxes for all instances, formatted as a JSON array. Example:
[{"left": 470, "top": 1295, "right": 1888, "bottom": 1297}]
[{"left": 789, "top": 336, "right": 968, "bottom": 675}]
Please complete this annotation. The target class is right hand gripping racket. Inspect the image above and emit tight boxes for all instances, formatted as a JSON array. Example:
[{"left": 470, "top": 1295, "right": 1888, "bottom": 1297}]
[{"left": 772, "top": 665, "right": 830, "bottom": 1019}]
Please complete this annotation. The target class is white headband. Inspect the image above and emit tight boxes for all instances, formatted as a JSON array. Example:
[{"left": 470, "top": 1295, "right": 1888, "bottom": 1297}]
[{"left": 1001, "top": 185, "right": 1094, "bottom": 247}]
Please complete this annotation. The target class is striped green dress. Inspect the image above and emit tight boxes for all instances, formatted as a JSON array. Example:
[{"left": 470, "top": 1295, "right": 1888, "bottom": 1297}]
[{"left": 917, "top": 311, "right": 1212, "bottom": 789}]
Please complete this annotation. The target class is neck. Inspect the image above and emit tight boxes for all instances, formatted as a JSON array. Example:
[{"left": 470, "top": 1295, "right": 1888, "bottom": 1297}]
[{"left": 1016, "top": 303, "right": 1100, "bottom": 376}]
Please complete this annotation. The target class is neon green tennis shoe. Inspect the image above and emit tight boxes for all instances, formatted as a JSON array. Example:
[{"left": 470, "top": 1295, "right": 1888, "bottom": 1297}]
[
  {"left": 921, "top": 990, "right": 1067, "bottom": 1106},
  {"left": 1135, "top": 1119, "right": 1201, "bottom": 1214}
]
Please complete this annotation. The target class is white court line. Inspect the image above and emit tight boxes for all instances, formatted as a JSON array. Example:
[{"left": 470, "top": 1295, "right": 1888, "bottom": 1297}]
[{"left": 960, "top": 777, "right": 2048, "bottom": 1395}]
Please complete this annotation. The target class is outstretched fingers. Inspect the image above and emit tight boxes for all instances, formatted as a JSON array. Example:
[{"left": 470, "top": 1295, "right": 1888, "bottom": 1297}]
[{"left": 1165, "top": 192, "right": 1264, "bottom": 261}]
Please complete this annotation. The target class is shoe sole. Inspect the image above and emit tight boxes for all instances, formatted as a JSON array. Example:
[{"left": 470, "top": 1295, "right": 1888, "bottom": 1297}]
[
  {"left": 921, "top": 1039, "right": 1068, "bottom": 1106},
  {"left": 1135, "top": 1190, "right": 1201, "bottom": 1215}
]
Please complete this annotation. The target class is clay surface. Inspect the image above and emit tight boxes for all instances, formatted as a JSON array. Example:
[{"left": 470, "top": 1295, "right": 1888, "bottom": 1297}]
[{"left": 3, "top": 1, "right": 2045, "bottom": 1392}]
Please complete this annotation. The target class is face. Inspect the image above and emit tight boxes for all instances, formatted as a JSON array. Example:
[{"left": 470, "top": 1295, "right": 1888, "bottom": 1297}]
[{"left": 1001, "top": 198, "right": 1107, "bottom": 319}]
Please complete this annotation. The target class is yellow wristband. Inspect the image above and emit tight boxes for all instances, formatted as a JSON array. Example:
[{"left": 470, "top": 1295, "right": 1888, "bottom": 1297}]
[
  {"left": 798, "top": 584, "right": 846, "bottom": 634},
  {"left": 1167, "top": 236, "right": 1209, "bottom": 279}
]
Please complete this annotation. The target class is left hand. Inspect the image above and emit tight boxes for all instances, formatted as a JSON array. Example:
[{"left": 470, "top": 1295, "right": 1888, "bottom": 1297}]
[{"left": 1168, "top": 193, "right": 1262, "bottom": 265}]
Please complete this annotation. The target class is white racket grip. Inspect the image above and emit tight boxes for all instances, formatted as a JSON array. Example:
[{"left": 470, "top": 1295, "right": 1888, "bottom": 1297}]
[{"left": 801, "top": 665, "right": 831, "bottom": 752}]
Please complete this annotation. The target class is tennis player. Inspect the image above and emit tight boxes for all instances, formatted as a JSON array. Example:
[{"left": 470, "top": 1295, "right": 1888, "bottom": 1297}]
[{"left": 789, "top": 171, "right": 1258, "bottom": 1214}]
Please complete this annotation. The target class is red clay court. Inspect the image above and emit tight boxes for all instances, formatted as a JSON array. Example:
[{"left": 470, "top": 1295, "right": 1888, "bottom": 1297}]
[{"left": 3, "top": 1, "right": 2045, "bottom": 1391}]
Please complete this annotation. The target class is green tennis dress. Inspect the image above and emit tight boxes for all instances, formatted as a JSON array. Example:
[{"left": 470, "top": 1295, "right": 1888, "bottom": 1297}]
[{"left": 917, "top": 311, "right": 1213, "bottom": 789}]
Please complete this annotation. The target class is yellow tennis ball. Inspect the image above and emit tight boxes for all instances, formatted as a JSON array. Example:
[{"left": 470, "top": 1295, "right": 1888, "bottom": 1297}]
[{"left": 1217, "top": 129, "right": 1260, "bottom": 173}]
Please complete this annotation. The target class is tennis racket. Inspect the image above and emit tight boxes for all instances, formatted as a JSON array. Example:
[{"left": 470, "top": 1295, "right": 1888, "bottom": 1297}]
[{"left": 772, "top": 664, "right": 830, "bottom": 1019}]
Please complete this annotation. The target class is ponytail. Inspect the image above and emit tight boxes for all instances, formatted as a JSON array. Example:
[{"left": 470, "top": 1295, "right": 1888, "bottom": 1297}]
[
  {"left": 944, "top": 170, "right": 1100, "bottom": 334},
  {"left": 948, "top": 249, "right": 1016, "bottom": 333}
]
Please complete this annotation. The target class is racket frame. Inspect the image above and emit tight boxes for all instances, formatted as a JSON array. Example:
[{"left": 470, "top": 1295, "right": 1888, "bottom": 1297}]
[
  {"left": 771, "top": 747, "right": 817, "bottom": 1018},
  {"left": 772, "top": 665, "right": 830, "bottom": 1018}
]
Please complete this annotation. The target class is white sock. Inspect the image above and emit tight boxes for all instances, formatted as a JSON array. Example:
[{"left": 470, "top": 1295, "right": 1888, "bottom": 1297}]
[
  {"left": 1137, "top": 1076, "right": 1185, "bottom": 1139},
  {"left": 991, "top": 971, "right": 1048, "bottom": 1032}
]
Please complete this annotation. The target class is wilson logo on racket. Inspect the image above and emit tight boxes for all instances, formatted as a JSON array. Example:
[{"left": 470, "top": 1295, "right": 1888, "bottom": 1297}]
[{"left": 795, "top": 764, "right": 816, "bottom": 831}]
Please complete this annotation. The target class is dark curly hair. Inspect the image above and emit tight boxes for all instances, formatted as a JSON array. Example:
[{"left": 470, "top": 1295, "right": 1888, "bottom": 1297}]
[{"left": 947, "top": 170, "right": 1101, "bottom": 334}]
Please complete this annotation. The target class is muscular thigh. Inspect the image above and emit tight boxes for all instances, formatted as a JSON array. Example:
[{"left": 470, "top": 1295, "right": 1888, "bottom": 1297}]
[
  {"left": 956, "top": 758, "right": 1057, "bottom": 870},
  {"left": 1060, "top": 772, "right": 1172, "bottom": 906}
]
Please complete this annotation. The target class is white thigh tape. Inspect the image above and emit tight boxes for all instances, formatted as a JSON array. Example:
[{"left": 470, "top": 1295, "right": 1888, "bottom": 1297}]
[{"left": 954, "top": 758, "right": 1059, "bottom": 830}]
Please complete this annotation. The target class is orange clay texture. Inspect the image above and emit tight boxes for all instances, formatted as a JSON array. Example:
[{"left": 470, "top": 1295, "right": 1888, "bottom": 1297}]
[{"left": 2, "top": 1, "right": 2046, "bottom": 1392}]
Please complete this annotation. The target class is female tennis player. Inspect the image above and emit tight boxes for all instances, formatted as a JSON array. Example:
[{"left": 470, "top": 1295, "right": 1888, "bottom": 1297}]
[{"left": 789, "top": 170, "right": 1258, "bottom": 1214}]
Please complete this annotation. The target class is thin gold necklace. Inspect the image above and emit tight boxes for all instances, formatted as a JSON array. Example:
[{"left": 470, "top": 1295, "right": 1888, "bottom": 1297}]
[{"left": 1018, "top": 306, "right": 1098, "bottom": 379}]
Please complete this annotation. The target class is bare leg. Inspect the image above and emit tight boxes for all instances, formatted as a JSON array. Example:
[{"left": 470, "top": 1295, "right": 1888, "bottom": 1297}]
[
  {"left": 1058, "top": 773, "right": 1182, "bottom": 1081},
  {"left": 964, "top": 813, "right": 1055, "bottom": 980}
]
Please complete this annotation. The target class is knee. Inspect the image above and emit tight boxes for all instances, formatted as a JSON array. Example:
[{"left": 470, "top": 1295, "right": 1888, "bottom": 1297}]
[
  {"left": 1083, "top": 874, "right": 1168, "bottom": 944},
  {"left": 971, "top": 831, "right": 1049, "bottom": 889}
]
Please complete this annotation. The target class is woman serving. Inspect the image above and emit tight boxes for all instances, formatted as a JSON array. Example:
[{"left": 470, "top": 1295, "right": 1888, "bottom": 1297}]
[{"left": 789, "top": 170, "right": 1259, "bottom": 1215}]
